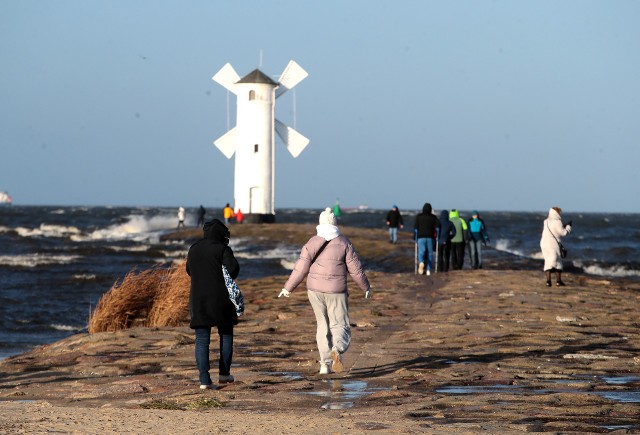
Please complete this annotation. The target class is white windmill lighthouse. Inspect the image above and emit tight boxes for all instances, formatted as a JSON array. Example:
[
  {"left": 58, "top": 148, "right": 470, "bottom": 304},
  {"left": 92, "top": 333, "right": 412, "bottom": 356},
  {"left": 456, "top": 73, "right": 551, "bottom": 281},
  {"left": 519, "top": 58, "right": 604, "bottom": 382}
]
[{"left": 212, "top": 60, "right": 309, "bottom": 223}]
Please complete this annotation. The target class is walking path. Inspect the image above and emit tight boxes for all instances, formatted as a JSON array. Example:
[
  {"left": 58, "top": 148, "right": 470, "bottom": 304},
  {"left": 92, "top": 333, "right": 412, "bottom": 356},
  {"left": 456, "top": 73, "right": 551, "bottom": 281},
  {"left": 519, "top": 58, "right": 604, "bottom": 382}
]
[{"left": 2, "top": 268, "right": 639, "bottom": 433}]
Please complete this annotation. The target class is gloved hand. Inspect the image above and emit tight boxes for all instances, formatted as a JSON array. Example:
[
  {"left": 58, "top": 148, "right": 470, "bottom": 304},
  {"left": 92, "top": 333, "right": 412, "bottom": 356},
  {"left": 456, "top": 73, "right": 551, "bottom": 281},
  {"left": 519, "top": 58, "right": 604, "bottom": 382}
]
[
  {"left": 365, "top": 288, "right": 373, "bottom": 299},
  {"left": 278, "top": 288, "right": 290, "bottom": 298}
]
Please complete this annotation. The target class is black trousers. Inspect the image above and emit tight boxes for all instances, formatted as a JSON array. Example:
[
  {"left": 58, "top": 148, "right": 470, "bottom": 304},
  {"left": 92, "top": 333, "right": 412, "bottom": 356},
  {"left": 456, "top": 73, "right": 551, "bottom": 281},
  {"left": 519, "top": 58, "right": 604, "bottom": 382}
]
[
  {"left": 437, "top": 242, "right": 451, "bottom": 272},
  {"left": 451, "top": 242, "right": 465, "bottom": 270}
]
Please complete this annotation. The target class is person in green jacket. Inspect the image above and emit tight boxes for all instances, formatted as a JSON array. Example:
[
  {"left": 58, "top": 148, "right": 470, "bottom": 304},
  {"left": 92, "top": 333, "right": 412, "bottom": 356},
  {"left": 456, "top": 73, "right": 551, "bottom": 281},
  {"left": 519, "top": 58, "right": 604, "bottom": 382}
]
[{"left": 449, "top": 209, "right": 468, "bottom": 270}]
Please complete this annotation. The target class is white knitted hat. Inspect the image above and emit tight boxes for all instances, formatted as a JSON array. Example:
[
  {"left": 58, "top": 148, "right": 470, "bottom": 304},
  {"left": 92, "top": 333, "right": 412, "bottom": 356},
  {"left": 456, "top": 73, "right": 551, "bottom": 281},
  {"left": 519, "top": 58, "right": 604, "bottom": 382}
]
[{"left": 318, "top": 207, "right": 337, "bottom": 225}]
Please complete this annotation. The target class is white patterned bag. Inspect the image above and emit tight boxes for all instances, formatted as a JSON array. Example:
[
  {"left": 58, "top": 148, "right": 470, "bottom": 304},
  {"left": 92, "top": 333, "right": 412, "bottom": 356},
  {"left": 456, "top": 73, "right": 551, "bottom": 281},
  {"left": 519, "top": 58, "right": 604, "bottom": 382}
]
[{"left": 222, "top": 265, "right": 244, "bottom": 316}]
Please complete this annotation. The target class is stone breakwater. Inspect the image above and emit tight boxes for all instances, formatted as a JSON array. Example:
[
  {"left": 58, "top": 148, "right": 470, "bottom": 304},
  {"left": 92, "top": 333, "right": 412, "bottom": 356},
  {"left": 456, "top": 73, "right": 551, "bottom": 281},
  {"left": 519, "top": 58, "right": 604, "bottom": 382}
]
[{"left": 1, "top": 224, "right": 639, "bottom": 433}]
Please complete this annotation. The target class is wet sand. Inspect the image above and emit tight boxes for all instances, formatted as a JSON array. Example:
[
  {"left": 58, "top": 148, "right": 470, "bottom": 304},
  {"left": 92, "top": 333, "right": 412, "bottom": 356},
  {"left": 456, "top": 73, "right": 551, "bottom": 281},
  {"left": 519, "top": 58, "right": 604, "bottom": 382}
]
[{"left": 1, "top": 225, "right": 639, "bottom": 434}]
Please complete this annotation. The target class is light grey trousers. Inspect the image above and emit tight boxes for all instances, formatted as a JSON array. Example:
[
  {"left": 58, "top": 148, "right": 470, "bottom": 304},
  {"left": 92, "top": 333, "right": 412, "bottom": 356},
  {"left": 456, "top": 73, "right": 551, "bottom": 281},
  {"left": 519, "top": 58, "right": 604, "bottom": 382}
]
[{"left": 307, "top": 290, "right": 351, "bottom": 364}]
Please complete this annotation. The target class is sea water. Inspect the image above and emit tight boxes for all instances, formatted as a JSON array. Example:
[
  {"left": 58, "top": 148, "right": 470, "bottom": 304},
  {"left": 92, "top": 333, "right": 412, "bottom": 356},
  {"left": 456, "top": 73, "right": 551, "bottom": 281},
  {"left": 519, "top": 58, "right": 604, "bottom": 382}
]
[{"left": 1, "top": 206, "right": 638, "bottom": 360}]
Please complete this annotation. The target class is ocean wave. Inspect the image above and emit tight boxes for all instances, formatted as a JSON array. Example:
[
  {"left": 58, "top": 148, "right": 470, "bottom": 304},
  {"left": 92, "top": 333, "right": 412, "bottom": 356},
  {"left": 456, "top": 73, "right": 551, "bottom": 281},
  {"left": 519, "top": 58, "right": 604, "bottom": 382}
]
[
  {"left": 234, "top": 245, "right": 299, "bottom": 261},
  {"left": 73, "top": 274, "right": 97, "bottom": 280},
  {"left": 49, "top": 323, "right": 83, "bottom": 332},
  {"left": 0, "top": 254, "right": 81, "bottom": 268},
  {"left": 108, "top": 245, "right": 152, "bottom": 252},
  {"left": 280, "top": 259, "right": 296, "bottom": 270},
  {"left": 493, "top": 238, "right": 539, "bottom": 258},
  {"left": 572, "top": 260, "right": 640, "bottom": 278},
  {"left": 15, "top": 224, "right": 81, "bottom": 238},
  {"left": 72, "top": 213, "right": 186, "bottom": 242}
]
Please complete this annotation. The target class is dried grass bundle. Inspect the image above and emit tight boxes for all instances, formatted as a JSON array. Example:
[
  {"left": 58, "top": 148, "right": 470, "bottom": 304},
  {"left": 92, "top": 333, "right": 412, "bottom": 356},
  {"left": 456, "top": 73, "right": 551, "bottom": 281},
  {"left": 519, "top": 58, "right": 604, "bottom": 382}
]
[
  {"left": 88, "top": 267, "right": 164, "bottom": 333},
  {"left": 147, "top": 261, "right": 190, "bottom": 327}
]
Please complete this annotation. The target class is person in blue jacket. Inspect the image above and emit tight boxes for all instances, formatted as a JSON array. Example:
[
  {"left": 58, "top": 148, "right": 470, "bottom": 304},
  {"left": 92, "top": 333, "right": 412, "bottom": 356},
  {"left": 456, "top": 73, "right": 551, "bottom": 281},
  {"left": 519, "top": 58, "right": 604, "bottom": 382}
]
[{"left": 468, "top": 211, "right": 490, "bottom": 269}]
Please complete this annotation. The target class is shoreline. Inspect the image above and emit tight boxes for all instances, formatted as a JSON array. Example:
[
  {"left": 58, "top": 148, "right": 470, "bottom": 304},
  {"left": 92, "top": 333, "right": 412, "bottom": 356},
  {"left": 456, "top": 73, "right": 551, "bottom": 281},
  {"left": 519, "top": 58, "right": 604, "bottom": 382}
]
[{"left": 2, "top": 266, "right": 639, "bottom": 433}]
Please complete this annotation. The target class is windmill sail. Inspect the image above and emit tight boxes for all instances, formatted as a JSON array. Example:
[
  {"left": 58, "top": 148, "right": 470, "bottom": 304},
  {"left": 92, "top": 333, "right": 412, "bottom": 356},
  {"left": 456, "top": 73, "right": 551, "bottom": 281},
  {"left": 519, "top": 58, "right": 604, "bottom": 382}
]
[
  {"left": 213, "top": 127, "right": 237, "bottom": 159},
  {"left": 275, "top": 61, "right": 308, "bottom": 98},
  {"left": 212, "top": 63, "right": 240, "bottom": 94},
  {"left": 275, "top": 119, "right": 309, "bottom": 158}
]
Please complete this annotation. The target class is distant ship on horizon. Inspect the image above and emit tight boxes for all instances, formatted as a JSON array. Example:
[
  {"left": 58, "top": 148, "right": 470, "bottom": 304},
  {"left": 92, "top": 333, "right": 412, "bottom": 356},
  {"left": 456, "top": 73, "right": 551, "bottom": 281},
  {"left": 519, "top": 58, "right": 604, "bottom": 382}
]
[{"left": 0, "top": 191, "right": 12, "bottom": 206}]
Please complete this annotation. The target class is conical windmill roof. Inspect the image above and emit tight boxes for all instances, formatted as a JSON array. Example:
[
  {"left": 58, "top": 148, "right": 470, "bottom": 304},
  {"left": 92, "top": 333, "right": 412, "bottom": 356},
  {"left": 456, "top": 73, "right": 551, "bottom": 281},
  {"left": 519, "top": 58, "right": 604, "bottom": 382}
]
[{"left": 237, "top": 69, "right": 278, "bottom": 85}]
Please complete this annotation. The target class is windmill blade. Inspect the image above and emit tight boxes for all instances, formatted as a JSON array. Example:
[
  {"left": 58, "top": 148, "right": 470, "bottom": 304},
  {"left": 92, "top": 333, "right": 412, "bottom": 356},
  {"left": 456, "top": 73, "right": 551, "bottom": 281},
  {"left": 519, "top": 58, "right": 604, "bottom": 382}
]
[
  {"left": 213, "top": 127, "right": 237, "bottom": 159},
  {"left": 275, "top": 60, "right": 308, "bottom": 98},
  {"left": 212, "top": 63, "right": 240, "bottom": 94},
  {"left": 275, "top": 119, "right": 309, "bottom": 158}
]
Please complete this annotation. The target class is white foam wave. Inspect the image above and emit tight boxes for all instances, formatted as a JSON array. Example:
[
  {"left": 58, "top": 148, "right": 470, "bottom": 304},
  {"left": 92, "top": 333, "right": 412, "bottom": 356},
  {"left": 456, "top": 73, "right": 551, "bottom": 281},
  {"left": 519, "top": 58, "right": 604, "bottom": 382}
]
[
  {"left": 50, "top": 323, "right": 81, "bottom": 331},
  {"left": 234, "top": 245, "right": 299, "bottom": 261},
  {"left": 0, "top": 254, "right": 80, "bottom": 267},
  {"left": 108, "top": 245, "right": 152, "bottom": 252},
  {"left": 493, "top": 238, "right": 534, "bottom": 258},
  {"left": 72, "top": 213, "right": 187, "bottom": 243},
  {"left": 280, "top": 259, "right": 296, "bottom": 270},
  {"left": 15, "top": 224, "right": 81, "bottom": 238},
  {"left": 159, "top": 250, "right": 188, "bottom": 259},
  {"left": 572, "top": 260, "right": 640, "bottom": 278},
  {"left": 73, "top": 274, "right": 96, "bottom": 280}
]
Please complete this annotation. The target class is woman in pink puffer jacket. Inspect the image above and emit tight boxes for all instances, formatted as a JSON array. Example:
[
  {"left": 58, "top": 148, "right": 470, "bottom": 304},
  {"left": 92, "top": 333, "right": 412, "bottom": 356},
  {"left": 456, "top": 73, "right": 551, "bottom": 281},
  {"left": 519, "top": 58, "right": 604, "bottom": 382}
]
[{"left": 279, "top": 208, "right": 372, "bottom": 374}]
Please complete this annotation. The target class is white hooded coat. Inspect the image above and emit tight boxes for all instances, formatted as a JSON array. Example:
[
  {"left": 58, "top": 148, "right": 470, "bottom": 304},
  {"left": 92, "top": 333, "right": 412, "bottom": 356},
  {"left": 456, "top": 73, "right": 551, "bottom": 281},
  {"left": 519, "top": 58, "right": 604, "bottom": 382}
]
[{"left": 540, "top": 208, "right": 571, "bottom": 271}]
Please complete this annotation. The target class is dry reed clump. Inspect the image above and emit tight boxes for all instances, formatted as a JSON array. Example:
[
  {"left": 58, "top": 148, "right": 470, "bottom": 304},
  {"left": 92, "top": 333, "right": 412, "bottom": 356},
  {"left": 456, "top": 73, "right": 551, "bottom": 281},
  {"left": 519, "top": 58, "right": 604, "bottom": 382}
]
[
  {"left": 147, "top": 261, "right": 190, "bottom": 327},
  {"left": 88, "top": 267, "right": 165, "bottom": 333},
  {"left": 88, "top": 261, "right": 191, "bottom": 334}
]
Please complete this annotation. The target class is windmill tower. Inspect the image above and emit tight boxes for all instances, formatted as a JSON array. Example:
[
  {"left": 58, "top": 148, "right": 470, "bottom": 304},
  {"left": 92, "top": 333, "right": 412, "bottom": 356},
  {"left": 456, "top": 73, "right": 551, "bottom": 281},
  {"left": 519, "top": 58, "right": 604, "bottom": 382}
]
[{"left": 212, "top": 61, "right": 309, "bottom": 223}]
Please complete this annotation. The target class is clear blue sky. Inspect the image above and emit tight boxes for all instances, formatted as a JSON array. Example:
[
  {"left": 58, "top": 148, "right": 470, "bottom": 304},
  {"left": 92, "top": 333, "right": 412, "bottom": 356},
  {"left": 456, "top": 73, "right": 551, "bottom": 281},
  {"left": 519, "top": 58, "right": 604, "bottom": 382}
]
[{"left": 2, "top": 1, "right": 639, "bottom": 212}]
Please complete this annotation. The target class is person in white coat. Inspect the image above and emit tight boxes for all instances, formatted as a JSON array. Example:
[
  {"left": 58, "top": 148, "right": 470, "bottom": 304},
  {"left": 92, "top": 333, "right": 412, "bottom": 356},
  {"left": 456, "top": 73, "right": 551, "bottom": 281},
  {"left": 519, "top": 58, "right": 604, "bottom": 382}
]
[
  {"left": 177, "top": 207, "right": 186, "bottom": 229},
  {"left": 540, "top": 207, "right": 572, "bottom": 287}
]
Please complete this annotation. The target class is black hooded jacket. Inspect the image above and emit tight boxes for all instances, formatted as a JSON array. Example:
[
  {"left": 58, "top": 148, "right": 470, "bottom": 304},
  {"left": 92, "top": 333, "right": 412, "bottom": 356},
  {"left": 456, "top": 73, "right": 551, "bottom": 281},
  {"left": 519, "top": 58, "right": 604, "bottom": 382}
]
[
  {"left": 414, "top": 203, "right": 440, "bottom": 239},
  {"left": 437, "top": 209, "right": 456, "bottom": 244},
  {"left": 186, "top": 219, "right": 240, "bottom": 328}
]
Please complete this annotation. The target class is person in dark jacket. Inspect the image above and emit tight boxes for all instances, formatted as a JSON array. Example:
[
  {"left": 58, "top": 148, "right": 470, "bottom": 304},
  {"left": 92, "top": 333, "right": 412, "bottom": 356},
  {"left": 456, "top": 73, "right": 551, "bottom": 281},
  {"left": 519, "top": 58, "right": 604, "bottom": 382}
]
[
  {"left": 414, "top": 203, "right": 440, "bottom": 275},
  {"left": 186, "top": 219, "right": 239, "bottom": 389},
  {"left": 385, "top": 205, "right": 404, "bottom": 243},
  {"left": 436, "top": 209, "right": 456, "bottom": 272},
  {"left": 197, "top": 205, "right": 206, "bottom": 227}
]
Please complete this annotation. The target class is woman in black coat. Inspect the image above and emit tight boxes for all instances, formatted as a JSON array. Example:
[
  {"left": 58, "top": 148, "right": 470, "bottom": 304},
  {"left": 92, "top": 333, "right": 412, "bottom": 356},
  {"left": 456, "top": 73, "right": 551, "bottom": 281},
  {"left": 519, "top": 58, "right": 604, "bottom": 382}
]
[{"left": 186, "top": 219, "right": 239, "bottom": 389}]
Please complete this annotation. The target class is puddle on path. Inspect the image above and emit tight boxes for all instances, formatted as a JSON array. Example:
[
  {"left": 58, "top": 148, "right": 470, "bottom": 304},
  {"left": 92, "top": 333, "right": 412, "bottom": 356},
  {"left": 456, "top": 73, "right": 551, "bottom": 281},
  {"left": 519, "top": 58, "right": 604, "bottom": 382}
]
[
  {"left": 262, "top": 371, "right": 304, "bottom": 381},
  {"left": 437, "top": 378, "right": 640, "bottom": 404},
  {"left": 301, "top": 379, "right": 388, "bottom": 410}
]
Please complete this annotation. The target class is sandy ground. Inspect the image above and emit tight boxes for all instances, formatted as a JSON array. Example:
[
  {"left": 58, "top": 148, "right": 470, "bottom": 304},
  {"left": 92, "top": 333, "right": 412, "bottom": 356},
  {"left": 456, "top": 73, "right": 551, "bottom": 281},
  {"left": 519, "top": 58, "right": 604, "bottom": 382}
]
[{"left": 1, "top": 225, "right": 639, "bottom": 434}]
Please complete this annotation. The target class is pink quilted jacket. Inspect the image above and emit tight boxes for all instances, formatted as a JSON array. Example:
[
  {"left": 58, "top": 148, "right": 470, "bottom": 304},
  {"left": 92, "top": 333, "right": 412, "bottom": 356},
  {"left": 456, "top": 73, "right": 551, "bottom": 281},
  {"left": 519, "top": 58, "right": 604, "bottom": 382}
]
[{"left": 284, "top": 235, "right": 370, "bottom": 294}]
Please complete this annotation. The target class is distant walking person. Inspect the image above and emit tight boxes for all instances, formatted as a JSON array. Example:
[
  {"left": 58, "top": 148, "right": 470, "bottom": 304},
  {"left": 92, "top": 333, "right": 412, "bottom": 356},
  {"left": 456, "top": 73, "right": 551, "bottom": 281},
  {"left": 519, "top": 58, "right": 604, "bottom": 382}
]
[
  {"left": 437, "top": 209, "right": 456, "bottom": 273},
  {"left": 278, "top": 208, "right": 372, "bottom": 375},
  {"left": 197, "top": 205, "right": 206, "bottom": 227},
  {"left": 414, "top": 203, "right": 440, "bottom": 275},
  {"left": 468, "top": 211, "right": 490, "bottom": 269},
  {"left": 177, "top": 207, "right": 186, "bottom": 229},
  {"left": 385, "top": 205, "right": 404, "bottom": 244},
  {"left": 223, "top": 203, "right": 235, "bottom": 225},
  {"left": 540, "top": 207, "right": 572, "bottom": 287},
  {"left": 235, "top": 209, "right": 244, "bottom": 224},
  {"left": 186, "top": 219, "right": 239, "bottom": 389},
  {"left": 449, "top": 209, "right": 468, "bottom": 270}
]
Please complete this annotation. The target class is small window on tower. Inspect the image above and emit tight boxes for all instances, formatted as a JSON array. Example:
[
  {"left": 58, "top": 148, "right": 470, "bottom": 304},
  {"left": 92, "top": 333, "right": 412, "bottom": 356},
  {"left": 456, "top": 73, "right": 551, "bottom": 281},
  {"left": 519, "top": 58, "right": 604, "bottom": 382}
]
[
  {"left": 254, "top": 144, "right": 259, "bottom": 153},
  {"left": 249, "top": 90, "right": 255, "bottom": 101}
]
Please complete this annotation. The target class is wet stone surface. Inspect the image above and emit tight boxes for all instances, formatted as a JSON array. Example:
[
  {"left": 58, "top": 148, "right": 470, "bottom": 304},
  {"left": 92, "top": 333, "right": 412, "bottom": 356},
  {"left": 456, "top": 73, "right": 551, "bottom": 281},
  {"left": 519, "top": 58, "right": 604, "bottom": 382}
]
[{"left": 1, "top": 225, "right": 640, "bottom": 433}]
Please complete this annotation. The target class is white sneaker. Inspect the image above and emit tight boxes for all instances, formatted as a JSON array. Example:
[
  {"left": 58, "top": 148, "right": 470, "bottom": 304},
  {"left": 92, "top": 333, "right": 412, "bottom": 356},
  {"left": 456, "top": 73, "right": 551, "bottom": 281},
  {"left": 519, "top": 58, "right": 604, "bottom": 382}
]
[
  {"left": 218, "top": 374, "right": 234, "bottom": 384},
  {"left": 426, "top": 270, "right": 431, "bottom": 276},
  {"left": 418, "top": 262, "right": 425, "bottom": 275},
  {"left": 319, "top": 362, "right": 332, "bottom": 375},
  {"left": 200, "top": 384, "right": 214, "bottom": 390},
  {"left": 330, "top": 347, "right": 344, "bottom": 373}
]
